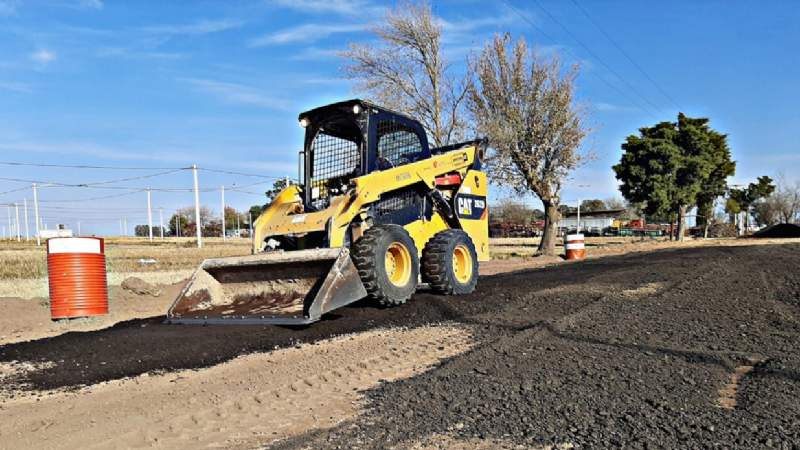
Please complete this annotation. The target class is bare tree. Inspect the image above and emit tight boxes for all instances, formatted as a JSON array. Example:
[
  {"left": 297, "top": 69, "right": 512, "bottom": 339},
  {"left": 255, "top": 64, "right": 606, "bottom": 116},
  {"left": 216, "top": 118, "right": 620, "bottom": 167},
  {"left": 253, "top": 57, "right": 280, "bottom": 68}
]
[
  {"left": 769, "top": 174, "right": 800, "bottom": 224},
  {"left": 469, "top": 34, "right": 589, "bottom": 255},
  {"left": 340, "top": 1, "right": 470, "bottom": 147}
]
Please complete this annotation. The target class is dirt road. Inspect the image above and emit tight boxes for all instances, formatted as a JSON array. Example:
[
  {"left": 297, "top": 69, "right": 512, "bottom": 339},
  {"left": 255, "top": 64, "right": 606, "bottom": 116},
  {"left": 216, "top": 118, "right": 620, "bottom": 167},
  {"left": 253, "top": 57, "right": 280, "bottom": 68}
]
[{"left": 1, "top": 242, "right": 799, "bottom": 448}]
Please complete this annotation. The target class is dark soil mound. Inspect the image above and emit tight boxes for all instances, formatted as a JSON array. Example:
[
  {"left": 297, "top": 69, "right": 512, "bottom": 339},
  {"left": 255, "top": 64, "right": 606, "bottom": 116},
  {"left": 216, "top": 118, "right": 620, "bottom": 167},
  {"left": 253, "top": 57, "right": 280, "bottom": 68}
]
[
  {"left": 276, "top": 243, "right": 800, "bottom": 449},
  {"left": 753, "top": 223, "right": 800, "bottom": 238}
]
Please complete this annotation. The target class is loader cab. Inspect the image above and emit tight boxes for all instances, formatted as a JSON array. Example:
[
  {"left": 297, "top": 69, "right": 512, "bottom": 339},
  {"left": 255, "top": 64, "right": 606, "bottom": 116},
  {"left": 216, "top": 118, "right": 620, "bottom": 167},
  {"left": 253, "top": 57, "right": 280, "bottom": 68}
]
[{"left": 299, "top": 99, "right": 430, "bottom": 210}]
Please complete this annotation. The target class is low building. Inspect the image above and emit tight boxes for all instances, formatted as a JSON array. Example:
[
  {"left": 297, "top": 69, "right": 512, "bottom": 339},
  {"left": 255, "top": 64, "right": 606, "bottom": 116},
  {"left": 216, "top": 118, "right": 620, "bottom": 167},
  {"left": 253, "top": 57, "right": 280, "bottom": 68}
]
[
  {"left": 559, "top": 209, "right": 626, "bottom": 235},
  {"left": 40, "top": 229, "right": 74, "bottom": 239},
  {"left": 40, "top": 224, "right": 74, "bottom": 239}
]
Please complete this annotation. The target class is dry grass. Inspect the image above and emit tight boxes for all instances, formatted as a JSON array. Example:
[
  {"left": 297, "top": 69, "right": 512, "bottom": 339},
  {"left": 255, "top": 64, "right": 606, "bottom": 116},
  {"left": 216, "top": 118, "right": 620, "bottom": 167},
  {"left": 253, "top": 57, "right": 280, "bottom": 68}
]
[
  {"left": 3, "top": 235, "right": 796, "bottom": 280},
  {"left": 0, "top": 237, "right": 251, "bottom": 281},
  {"left": 488, "top": 236, "right": 660, "bottom": 258}
]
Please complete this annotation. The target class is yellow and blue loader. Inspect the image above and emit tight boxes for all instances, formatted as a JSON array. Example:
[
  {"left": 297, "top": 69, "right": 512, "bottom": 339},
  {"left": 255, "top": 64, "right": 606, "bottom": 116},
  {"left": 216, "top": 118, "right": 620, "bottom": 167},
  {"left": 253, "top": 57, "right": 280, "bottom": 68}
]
[{"left": 167, "top": 99, "right": 489, "bottom": 325}]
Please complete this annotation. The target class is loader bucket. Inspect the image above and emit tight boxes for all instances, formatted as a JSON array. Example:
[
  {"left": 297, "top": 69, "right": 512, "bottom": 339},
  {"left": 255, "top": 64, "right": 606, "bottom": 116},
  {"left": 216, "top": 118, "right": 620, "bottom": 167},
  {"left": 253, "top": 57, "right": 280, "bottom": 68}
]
[{"left": 166, "top": 248, "right": 367, "bottom": 325}]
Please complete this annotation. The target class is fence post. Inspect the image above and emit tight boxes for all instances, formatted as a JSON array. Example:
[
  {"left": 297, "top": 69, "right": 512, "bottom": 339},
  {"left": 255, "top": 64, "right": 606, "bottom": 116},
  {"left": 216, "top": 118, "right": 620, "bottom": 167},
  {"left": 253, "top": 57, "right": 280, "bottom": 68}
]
[
  {"left": 147, "top": 188, "right": 153, "bottom": 241},
  {"left": 192, "top": 164, "right": 202, "bottom": 248},
  {"left": 33, "top": 184, "right": 41, "bottom": 246},
  {"left": 221, "top": 185, "right": 226, "bottom": 241}
]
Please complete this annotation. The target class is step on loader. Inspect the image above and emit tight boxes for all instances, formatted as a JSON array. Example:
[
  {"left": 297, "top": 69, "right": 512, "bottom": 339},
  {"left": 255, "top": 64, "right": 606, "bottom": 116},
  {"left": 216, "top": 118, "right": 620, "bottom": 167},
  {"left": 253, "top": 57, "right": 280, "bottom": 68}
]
[{"left": 167, "top": 99, "right": 489, "bottom": 325}]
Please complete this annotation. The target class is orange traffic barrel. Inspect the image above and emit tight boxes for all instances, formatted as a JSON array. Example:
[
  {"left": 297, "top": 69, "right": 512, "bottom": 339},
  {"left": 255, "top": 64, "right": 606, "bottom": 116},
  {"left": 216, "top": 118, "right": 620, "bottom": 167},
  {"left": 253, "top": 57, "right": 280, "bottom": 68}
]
[
  {"left": 47, "top": 237, "right": 109, "bottom": 319},
  {"left": 565, "top": 233, "right": 586, "bottom": 260}
]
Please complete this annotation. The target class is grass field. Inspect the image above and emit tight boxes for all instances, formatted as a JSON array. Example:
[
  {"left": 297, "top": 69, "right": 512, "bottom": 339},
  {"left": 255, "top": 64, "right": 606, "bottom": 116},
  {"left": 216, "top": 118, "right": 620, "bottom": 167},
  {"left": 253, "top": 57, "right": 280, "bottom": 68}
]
[
  {"left": 0, "top": 236, "right": 661, "bottom": 280},
  {"left": 0, "top": 237, "right": 251, "bottom": 281}
]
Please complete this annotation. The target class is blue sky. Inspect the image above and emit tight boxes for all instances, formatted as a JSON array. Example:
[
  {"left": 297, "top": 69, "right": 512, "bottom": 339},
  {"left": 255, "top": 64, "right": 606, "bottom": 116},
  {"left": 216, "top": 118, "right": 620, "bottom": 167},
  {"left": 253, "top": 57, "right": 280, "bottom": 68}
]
[{"left": 0, "top": 0, "right": 798, "bottom": 235}]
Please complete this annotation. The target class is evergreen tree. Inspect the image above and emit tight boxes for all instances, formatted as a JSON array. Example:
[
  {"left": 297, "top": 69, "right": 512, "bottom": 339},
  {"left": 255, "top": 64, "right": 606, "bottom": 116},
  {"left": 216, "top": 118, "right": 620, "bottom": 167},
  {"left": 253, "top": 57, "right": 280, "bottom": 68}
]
[{"left": 614, "top": 114, "right": 735, "bottom": 241}]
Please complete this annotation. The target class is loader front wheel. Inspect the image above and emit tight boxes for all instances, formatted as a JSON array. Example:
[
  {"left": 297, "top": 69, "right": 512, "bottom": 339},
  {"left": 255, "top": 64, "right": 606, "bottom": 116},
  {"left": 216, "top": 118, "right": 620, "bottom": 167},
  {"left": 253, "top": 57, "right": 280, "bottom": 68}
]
[
  {"left": 422, "top": 230, "right": 478, "bottom": 295},
  {"left": 352, "top": 225, "right": 419, "bottom": 307}
]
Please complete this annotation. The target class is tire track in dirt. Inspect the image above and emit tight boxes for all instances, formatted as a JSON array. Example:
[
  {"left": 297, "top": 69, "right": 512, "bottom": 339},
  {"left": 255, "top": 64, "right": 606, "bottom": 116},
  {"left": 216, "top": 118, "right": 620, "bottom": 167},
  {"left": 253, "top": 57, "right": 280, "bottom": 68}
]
[{"left": 0, "top": 325, "right": 474, "bottom": 450}]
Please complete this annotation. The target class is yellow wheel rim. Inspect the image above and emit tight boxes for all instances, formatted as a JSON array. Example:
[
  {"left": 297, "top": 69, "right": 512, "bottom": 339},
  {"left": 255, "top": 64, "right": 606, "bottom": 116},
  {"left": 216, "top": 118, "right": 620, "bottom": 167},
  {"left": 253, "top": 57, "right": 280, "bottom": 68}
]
[
  {"left": 385, "top": 242, "right": 412, "bottom": 287},
  {"left": 452, "top": 244, "right": 473, "bottom": 284}
]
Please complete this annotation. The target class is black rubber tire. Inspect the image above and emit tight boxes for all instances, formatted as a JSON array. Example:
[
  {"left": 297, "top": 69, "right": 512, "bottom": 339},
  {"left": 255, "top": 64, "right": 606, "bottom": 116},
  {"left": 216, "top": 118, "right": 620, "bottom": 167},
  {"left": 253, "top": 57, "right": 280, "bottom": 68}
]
[
  {"left": 422, "top": 229, "right": 479, "bottom": 295},
  {"left": 351, "top": 224, "right": 419, "bottom": 307}
]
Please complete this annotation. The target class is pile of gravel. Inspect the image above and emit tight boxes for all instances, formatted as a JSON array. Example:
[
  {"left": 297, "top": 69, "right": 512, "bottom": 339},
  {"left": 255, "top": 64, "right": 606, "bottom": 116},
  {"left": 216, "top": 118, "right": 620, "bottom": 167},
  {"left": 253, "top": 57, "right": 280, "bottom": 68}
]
[
  {"left": 278, "top": 244, "right": 800, "bottom": 449},
  {"left": 753, "top": 223, "right": 800, "bottom": 238}
]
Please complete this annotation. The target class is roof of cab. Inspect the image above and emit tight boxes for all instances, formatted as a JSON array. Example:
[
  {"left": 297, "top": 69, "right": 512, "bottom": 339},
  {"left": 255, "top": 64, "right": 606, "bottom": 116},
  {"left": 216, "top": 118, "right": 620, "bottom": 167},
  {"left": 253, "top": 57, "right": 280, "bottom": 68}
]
[{"left": 298, "top": 99, "right": 416, "bottom": 122}]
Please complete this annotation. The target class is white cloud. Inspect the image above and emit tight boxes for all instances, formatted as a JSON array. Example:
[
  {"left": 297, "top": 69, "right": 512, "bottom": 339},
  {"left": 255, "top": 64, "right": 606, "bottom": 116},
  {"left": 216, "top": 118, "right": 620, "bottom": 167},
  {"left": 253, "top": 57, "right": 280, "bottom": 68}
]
[
  {"left": 0, "top": 140, "right": 181, "bottom": 163},
  {"left": 142, "top": 19, "right": 244, "bottom": 36},
  {"left": 0, "top": 139, "right": 300, "bottom": 176},
  {"left": 96, "top": 47, "right": 187, "bottom": 60},
  {"left": 78, "top": 0, "right": 103, "bottom": 9},
  {"left": 0, "top": 0, "right": 17, "bottom": 16},
  {"left": 438, "top": 13, "right": 518, "bottom": 34},
  {"left": 0, "top": 81, "right": 32, "bottom": 93},
  {"left": 289, "top": 46, "right": 341, "bottom": 61},
  {"left": 179, "top": 78, "right": 291, "bottom": 110},
  {"left": 248, "top": 23, "right": 365, "bottom": 47},
  {"left": 594, "top": 102, "right": 639, "bottom": 113},
  {"left": 270, "top": 0, "right": 382, "bottom": 16},
  {"left": 300, "top": 77, "right": 350, "bottom": 86},
  {"left": 30, "top": 49, "right": 56, "bottom": 65}
]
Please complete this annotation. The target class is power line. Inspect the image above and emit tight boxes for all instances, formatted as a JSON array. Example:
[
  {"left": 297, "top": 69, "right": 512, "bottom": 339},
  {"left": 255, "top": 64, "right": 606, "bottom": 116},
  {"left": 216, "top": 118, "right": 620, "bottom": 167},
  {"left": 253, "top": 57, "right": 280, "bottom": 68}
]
[
  {"left": 0, "top": 161, "right": 293, "bottom": 181},
  {"left": 228, "top": 188, "right": 267, "bottom": 195},
  {"left": 0, "top": 168, "right": 186, "bottom": 189},
  {"left": 38, "top": 190, "right": 146, "bottom": 203},
  {"left": 0, "top": 175, "right": 277, "bottom": 194},
  {"left": 0, "top": 161, "right": 189, "bottom": 170},
  {"left": 500, "top": 0, "right": 660, "bottom": 119},
  {"left": 0, "top": 185, "right": 30, "bottom": 196},
  {"left": 567, "top": 0, "right": 682, "bottom": 111},
  {"left": 199, "top": 167, "right": 287, "bottom": 180},
  {"left": 528, "top": 0, "right": 664, "bottom": 115}
]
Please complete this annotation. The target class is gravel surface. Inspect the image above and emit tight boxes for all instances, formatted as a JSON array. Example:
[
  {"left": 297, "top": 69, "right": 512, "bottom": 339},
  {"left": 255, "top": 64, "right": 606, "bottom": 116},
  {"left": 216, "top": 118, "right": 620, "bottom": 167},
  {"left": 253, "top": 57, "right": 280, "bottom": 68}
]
[
  {"left": 274, "top": 243, "right": 800, "bottom": 449},
  {"left": 2, "top": 243, "right": 799, "bottom": 449}
]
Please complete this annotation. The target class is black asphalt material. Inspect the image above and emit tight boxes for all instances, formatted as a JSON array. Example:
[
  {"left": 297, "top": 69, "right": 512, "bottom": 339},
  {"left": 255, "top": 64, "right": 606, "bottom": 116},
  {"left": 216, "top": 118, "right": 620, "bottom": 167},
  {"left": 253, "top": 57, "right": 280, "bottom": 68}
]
[
  {"left": 3, "top": 244, "right": 800, "bottom": 448},
  {"left": 275, "top": 244, "right": 800, "bottom": 449}
]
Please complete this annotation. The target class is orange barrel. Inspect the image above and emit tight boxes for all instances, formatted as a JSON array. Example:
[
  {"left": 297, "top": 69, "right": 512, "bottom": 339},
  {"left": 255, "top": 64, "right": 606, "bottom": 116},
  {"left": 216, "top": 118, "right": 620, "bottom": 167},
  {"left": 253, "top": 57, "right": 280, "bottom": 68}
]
[
  {"left": 564, "top": 233, "right": 586, "bottom": 260},
  {"left": 47, "top": 237, "right": 109, "bottom": 319}
]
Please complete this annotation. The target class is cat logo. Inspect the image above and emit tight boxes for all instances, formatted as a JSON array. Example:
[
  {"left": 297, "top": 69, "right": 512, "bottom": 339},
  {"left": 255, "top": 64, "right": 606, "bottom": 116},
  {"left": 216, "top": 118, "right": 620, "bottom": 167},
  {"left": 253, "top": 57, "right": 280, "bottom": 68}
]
[{"left": 455, "top": 194, "right": 487, "bottom": 220}]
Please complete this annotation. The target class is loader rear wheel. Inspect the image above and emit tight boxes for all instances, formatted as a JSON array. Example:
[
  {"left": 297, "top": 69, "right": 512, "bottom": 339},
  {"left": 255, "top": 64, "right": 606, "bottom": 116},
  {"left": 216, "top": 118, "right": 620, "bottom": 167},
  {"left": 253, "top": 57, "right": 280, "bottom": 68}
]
[
  {"left": 352, "top": 224, "right": 419, "bottom": 307},
  {"left": 422, "top": 230, "right": 478, "bottom": 295}
]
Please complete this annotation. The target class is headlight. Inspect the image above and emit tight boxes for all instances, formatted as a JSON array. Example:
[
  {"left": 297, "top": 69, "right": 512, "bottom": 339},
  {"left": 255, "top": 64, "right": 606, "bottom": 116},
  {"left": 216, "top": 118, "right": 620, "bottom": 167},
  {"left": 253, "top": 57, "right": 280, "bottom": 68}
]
[
  {"left": 352, "top": 104, "right": 361, "bottom": 115},
  {"left": 299, "top": 117, "right": 309, "bottom": 128}
]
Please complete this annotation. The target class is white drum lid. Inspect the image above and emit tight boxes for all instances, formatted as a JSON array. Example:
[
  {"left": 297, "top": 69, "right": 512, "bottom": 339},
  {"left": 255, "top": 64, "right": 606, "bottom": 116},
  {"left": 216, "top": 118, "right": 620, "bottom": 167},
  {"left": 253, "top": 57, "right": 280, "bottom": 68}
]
[{"left": 48, "top": 237, "right": 103, "bottom": 254}]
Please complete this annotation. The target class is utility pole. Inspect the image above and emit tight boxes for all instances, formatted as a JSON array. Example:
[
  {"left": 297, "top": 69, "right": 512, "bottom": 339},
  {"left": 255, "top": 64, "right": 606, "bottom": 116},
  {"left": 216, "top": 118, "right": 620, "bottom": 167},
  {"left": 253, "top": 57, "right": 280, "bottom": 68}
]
[
  {"left": 192, "top": 164, "right": 202, "bottom": 248},
  {"left": 220, "top": 185, "right": 226, "bottom": 241},
  {"left": 176, "top": 214, "right": 181, "bottom": 238},
  {"left": 14, "top": 203, "right": 20, "bottom": 241},
  {"left": 23, "top": 198, "right": 29, "bottom": 241},
  {"left": 6, "top": 205, "right": 11, "bottom": 240},
  {"left": 236, "top": 213, "right": 240, "bottom": 238},
  {"left": 119, "top": 218, "right": 123, "bottom": 236},
  {"left": 32, "top": 183, "right": 41, "bottom": 245},
  {"left": 576, "top": 199, "right": 581, "bottom": 234},
  {"left": 146, "top": 189, "right": 153, "bottom": 241},
  {"left": 159, "top": 207, "right": 164, "bottom": 239},
  {"left": 248, "top": 212, "right": 253, "bottom": 238},
  {"left": 77, "top": 221, "right": 81, "bottom": 236}
]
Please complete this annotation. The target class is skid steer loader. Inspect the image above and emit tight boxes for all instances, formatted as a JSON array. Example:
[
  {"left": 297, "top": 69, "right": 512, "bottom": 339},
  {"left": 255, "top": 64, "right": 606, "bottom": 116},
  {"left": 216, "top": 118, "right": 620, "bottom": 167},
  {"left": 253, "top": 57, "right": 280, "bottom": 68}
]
[{"left": 167, "top": 99, "right": 489, "bottom": 325}]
